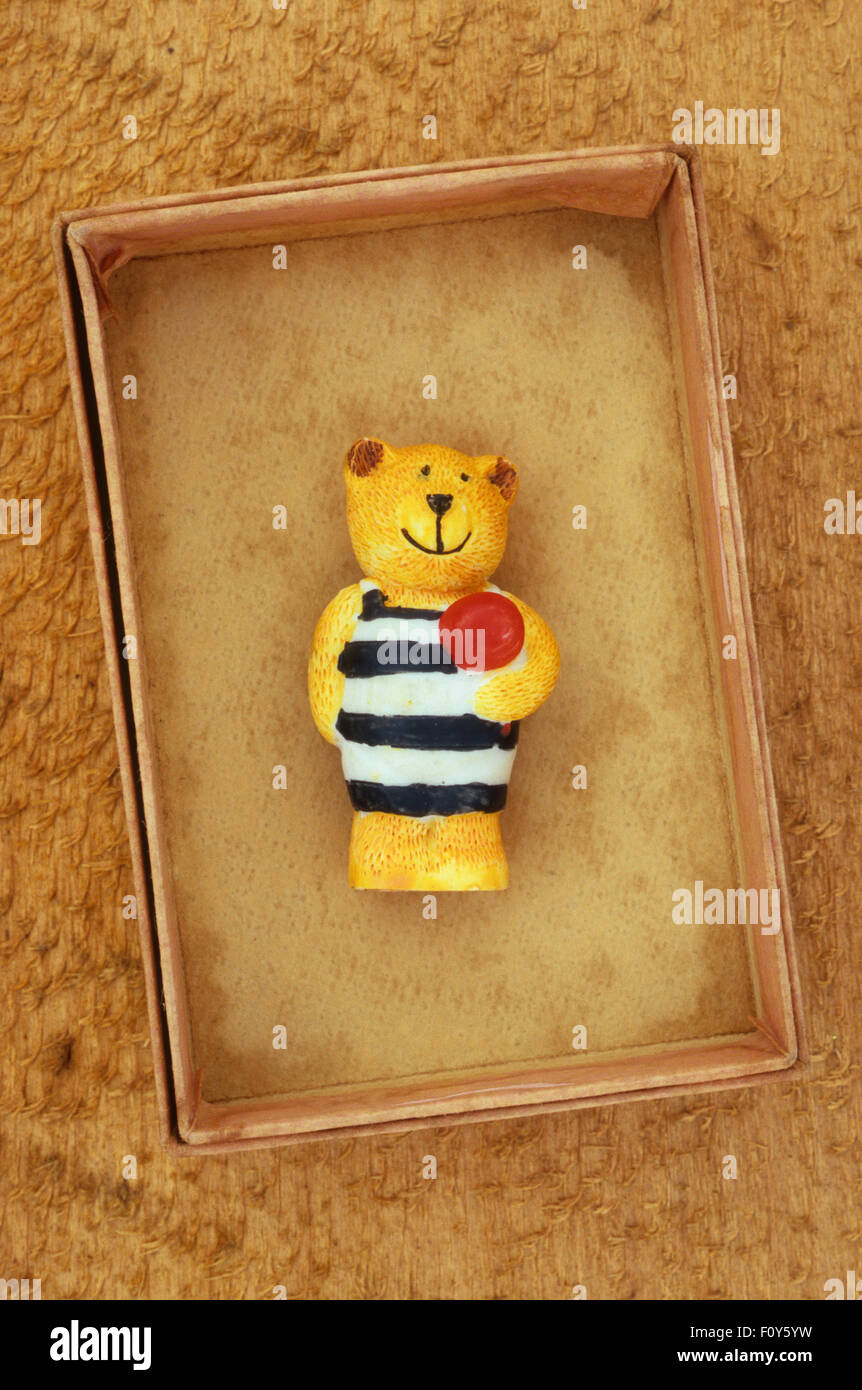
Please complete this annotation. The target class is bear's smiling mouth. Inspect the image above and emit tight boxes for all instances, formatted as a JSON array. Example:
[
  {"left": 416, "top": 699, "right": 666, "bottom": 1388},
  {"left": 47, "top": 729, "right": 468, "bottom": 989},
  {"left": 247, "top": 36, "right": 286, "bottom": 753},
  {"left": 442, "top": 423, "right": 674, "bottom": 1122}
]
[{"left": 401, "top": 526, "right": 472, "bottom": 556}]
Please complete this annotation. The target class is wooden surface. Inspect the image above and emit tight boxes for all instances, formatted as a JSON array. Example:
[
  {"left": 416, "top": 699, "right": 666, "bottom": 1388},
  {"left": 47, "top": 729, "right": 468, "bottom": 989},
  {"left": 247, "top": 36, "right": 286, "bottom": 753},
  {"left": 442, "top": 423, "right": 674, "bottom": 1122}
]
[{"left": 2, "top": 0, "right": 859, "bottom": 1300}]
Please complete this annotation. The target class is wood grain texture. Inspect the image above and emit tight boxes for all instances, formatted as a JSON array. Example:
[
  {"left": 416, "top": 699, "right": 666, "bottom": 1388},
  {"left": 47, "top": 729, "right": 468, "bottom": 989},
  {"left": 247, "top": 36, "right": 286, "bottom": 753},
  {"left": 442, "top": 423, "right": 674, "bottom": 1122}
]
[{"left": 1, "top": 0, "right": 859, "bottom": 1300}]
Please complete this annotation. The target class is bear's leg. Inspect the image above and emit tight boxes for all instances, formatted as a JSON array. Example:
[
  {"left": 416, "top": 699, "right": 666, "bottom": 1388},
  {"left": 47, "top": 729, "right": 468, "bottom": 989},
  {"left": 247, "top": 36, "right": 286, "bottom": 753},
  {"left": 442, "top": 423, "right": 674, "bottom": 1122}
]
[
  {"left": 430, "top": 812, "right": 508, "bottom": 891},
  {"left": 349, "top": 811, "right": 431, "bottom": 891},
  {"left": 348, "top": 810, "right": 508, "bottom": 890}
]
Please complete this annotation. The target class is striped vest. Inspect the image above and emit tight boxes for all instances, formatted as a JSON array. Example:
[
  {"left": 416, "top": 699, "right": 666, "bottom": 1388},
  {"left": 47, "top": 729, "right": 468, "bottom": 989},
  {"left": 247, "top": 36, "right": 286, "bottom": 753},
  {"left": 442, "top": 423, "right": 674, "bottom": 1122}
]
[{"left": 336, "top": 580, "right": 523, "bottom": 818}]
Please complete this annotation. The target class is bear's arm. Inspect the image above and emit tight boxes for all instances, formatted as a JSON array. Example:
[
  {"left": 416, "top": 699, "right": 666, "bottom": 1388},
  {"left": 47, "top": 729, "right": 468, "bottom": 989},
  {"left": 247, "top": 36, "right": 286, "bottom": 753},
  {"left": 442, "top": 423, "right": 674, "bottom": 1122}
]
[
  {"left": 308, "top": 583, "right": 363, "bottom": 744},
  {"left": 473, "top": 592, "right": 560, "bottom": 724}
]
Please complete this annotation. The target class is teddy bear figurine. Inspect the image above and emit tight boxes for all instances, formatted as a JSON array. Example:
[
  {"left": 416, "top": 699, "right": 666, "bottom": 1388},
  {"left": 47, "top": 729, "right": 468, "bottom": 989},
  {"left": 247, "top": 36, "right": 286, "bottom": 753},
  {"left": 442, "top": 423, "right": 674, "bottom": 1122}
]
[{"left": 308, "top": 438, "right": 560, "bottom": 891}]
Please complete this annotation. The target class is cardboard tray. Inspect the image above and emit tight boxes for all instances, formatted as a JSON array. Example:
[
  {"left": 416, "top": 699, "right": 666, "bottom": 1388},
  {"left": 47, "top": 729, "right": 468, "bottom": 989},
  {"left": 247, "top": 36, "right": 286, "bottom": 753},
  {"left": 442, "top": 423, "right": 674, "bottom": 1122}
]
[{"left": 53, "top": 147, "right": 807, "bottom": 1152}]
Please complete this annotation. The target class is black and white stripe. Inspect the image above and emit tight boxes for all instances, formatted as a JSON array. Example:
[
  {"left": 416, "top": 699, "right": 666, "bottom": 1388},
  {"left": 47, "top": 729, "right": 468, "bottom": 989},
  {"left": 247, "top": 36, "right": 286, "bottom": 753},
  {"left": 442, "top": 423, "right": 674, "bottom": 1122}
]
[{"left": 336, "top": 581, "right": 523, "bottom": 818}]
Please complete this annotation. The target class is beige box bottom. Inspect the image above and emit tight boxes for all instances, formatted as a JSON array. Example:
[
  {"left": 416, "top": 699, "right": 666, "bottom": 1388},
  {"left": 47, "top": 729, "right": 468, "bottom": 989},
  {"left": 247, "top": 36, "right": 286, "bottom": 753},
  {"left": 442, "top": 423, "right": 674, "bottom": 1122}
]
[{"left": 104, "top": 205, "right": 751, "bottom": 1105}]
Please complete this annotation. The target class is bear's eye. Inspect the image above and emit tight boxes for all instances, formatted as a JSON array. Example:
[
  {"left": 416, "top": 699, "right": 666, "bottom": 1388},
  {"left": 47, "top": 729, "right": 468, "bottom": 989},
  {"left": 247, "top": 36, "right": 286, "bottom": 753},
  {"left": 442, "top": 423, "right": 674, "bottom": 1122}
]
[
  {"left": 420, "top": 465, "right": 430, "bottom": 477},
  {"left": 460, "top": 472, "right": 470, "bottom": 482}
]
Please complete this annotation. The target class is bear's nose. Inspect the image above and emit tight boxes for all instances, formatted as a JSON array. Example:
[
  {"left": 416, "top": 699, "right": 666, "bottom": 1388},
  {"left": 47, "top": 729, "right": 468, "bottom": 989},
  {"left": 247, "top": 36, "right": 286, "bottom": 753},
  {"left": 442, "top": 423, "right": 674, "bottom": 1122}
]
[{"left": 426, "top": 493, "right": 453, "bottom": 516}]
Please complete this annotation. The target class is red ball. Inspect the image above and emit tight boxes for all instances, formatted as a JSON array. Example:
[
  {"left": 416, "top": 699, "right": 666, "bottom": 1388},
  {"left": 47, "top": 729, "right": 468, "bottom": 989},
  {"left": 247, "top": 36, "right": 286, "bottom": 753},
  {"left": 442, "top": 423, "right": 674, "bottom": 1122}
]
[{"left": 439, "top": 592, "right": 525, "bottom": 672}]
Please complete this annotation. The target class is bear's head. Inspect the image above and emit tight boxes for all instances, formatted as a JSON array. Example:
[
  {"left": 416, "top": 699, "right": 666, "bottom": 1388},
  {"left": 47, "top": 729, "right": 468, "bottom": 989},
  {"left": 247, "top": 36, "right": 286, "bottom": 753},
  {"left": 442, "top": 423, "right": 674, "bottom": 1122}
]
[{"left": 344, "top": 438, "right": 519, "bottom": 593}]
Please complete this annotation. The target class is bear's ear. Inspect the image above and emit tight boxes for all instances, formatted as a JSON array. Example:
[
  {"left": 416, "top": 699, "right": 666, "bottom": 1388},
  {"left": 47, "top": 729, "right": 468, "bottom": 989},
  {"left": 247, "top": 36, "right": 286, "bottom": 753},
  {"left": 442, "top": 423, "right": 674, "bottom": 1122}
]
[
  {"left": 345, "top": 437, "right": 388, "bottom": 477},
  {"left": 485, "top": 455, "right": 519, "bottom": 503}
]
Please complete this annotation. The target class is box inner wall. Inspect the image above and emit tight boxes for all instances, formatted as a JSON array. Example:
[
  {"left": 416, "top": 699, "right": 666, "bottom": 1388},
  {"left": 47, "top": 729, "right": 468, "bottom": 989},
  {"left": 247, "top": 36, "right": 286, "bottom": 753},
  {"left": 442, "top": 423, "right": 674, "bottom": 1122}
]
[{"left": 104, "top": 206, "right": 754, "bottom": 1104}]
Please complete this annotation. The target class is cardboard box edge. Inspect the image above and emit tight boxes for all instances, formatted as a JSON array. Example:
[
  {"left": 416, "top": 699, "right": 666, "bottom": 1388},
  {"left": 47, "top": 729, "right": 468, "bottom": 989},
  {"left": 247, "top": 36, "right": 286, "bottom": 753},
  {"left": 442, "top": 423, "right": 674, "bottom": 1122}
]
[
  {"left": 684, "top": 151, "right": 809, "bottom": 1066},
  {"left": 52, "top": 215, "right": 178, "bottom": 1149}
]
